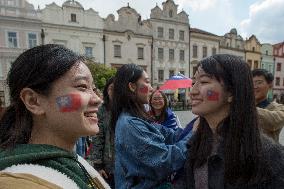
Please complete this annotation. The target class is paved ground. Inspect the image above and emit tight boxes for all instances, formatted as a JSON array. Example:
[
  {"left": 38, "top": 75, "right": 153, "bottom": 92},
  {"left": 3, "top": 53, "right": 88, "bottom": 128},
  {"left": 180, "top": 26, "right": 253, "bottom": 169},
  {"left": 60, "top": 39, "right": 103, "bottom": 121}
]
[{"left": 175, "top": 110, "right": 284, "bottom": 145}]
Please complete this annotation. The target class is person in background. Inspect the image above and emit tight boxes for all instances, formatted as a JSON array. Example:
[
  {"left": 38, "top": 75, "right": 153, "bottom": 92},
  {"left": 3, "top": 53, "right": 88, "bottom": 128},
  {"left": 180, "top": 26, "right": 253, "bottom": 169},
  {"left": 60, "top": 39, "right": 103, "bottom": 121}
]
[
  {"left": 0, "top": 44, "right": 110, "bottom": 189},
  {"left": 252, "top": 68, "right": 284, "bottom": 143},
  {"left": 111, "top": 64, "right": 192, "bottom": 189},
  {"left": 177, "top": 54, "right": 284, "bottom": 188},
  {"left": 88, "top": 77, "right": 115, "bottom": 188},
  {"left": 149, "top": 89, "right": 181, "bottom": 131}
]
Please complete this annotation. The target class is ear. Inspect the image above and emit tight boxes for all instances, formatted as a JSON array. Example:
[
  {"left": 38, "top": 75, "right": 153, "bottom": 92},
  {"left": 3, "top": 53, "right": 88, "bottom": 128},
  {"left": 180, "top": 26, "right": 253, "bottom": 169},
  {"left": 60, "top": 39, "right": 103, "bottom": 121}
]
[
  {"left": 20, "top": 88, "right": 45, "bottom": 115},
  {"left": 128, "top": 82, "right": 137, "bottom": 92}
]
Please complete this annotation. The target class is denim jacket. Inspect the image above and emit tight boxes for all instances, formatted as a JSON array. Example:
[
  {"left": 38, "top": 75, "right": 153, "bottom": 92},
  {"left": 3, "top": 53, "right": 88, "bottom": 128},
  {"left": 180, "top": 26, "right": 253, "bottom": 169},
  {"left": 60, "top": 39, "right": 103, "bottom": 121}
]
[{"left": 115, "top": 112, "right": 192, "bottom": 189}]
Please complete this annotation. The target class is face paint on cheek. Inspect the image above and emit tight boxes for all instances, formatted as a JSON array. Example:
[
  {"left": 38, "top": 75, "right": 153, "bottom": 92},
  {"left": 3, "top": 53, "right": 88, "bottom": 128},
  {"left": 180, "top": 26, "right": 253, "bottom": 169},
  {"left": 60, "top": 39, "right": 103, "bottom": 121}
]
[
  {"left": 56, "top": 93, "right": 82, "bottom": 112},
  {"left": 138, "top": 85, "right": 149, "bottom": 94},
  {"left": 207, "top": 90, "right": 220, "bottom": 101}
]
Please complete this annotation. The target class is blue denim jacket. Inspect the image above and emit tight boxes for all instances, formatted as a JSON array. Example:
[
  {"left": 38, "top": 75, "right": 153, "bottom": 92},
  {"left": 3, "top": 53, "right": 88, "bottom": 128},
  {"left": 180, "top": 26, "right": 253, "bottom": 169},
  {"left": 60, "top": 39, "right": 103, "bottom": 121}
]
[{"left": 115, "top": 112, "right": 192, "bottom": 189}]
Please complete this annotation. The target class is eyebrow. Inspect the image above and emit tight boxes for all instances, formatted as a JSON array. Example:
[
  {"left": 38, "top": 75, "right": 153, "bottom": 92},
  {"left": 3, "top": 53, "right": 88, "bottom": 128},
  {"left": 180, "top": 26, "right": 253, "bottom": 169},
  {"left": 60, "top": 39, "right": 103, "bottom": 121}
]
[{"left": 74, "top": 76, "right": 89, "bottom": 82}]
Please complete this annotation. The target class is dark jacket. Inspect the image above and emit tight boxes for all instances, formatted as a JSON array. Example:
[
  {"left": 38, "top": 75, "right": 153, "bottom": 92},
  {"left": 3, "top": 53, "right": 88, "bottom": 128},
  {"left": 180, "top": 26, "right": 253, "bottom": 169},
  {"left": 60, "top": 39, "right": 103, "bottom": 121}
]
[{"left": 175, "top": 135, "right": 284, "bottom": 189}]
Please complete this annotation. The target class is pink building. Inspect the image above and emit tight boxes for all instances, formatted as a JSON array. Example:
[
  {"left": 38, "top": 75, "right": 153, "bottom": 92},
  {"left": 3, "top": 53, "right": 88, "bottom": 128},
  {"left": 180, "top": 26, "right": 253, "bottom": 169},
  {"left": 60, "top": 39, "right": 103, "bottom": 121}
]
[{"left": 273, "top": 42, "right": 284, "bottom": 102}]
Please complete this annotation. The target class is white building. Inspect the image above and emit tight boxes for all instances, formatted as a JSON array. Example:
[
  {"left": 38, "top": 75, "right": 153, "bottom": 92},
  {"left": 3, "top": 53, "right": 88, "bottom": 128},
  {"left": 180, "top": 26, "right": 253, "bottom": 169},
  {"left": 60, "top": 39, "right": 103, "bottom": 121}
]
[
  {"left": 219, "top": 28, "right": 245, "bottom": 60},
  {"left": 103, "top": 4, "right": 152, "bottom": 75},
  {"left": 0, "top": 0, "right": 41, "bottom": 106},
  {"left": 190, "top": 28, "right": 220, "bottom": 76},
  {"left": 150, "top": 0, "right": 190, "bottom": 87},
  {"left": 40, "top": 0, "right": 104, "bottom": 63}
]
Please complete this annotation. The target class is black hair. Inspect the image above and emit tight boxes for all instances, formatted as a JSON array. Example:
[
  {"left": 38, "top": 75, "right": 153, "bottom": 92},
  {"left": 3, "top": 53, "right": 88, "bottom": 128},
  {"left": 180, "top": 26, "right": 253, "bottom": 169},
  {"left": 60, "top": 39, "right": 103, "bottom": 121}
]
[
  {"left": 110, "top": 64, "right": 151, "bottom": 131},
  {"left": 252, "top": 68, "right": 274, "bottom": 84},
  {"left": 0, "top": 44, "right": 84, "bottom": 149},
  {"left": 102, "top": 77, "right": 115, "bottom": 110},
  {"left": 186, "top": 54, "right": 270, "bottom": 185}
]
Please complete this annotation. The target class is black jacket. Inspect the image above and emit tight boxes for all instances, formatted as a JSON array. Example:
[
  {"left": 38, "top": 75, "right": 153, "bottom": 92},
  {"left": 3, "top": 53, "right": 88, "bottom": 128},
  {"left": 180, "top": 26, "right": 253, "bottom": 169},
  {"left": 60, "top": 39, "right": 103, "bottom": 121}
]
[{"left": 174, "top": 135, "right": 284, "bottom": 189}]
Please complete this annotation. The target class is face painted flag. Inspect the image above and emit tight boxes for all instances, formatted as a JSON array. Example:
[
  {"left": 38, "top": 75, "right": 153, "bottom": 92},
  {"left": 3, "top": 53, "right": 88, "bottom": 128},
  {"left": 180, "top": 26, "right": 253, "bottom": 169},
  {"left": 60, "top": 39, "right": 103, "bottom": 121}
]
[
  {"left": 207, "top": 90, "right": 219, "bottom": 101},
  {"left": 56, "top": 93, "right": 82, "bottom": 112},
  {"left": 139, "top": 86, "right": 149, "bottom": 94}
]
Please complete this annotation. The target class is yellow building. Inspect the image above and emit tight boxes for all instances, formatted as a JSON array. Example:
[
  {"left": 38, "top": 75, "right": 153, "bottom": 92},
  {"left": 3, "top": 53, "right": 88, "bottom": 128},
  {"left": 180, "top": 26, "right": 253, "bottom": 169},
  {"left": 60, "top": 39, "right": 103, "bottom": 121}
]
[{"left": 245, "top": 35, "right": 261, "bottom": 70}]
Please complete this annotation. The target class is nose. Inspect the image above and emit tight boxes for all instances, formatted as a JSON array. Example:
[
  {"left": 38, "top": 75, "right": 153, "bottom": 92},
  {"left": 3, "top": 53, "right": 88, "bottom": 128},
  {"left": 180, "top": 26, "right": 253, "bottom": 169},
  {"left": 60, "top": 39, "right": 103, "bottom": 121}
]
[
  {"left": 90, "top": 91, "right": 102, "bottom": 107},
  {"left": 149, "top": 85, "right": 154, "bottom": 93},
  {"left": 190, "top": 82, "right": 199, "bottom": 96}
]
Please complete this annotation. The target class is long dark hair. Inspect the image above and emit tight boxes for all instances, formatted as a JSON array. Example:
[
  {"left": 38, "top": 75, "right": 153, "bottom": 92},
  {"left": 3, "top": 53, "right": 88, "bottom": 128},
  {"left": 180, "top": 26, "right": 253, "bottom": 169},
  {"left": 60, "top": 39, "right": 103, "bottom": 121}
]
[
  {"left": 0, "top": 44, "right": 84, "bottom": 149},
  {"left": 186, "top": 54, "right": 269, "bottom": 185},
  {"left": 149, "top": 89, "right": 168, "bottom": 123},
  {"left": 102, "top": 77, "right": 114, "bottom": 110},
  {"left": 110, "top": 64, "right": 151, "bottom": 131}
]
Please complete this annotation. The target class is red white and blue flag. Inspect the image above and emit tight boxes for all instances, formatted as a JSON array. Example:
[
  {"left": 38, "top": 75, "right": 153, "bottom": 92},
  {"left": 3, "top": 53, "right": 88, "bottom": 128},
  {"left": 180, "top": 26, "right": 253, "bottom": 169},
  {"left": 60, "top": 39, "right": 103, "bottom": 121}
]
[
  {"left": 56, "top": 93, "right": 82, "bottom": 112},
  {"left": 207, "top": 90, "right": 219, "bottom": 101}
]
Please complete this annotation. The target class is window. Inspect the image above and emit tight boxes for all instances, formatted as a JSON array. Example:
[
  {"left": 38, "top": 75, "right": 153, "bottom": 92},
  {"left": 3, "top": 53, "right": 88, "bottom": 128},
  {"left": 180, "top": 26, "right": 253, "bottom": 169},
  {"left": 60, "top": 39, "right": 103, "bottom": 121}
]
[
  {"left": 157, "top": 27, "right": 163, "bottom": 38},
  {"left": 277, "top": 63, "right": 281, "bottom": 71},
  {"left": 0, "top": 63, "right": 2, "bottom": 77},
  {"left": 169, "top": 29, "right": 174, "bottom": 39},
  {"left": 169, "top": 49, "right": 174, "bottom": 61},
  {"left": 193, "top": 45, "right": 198, "bottom": 58},
  {"left": 276, "top": 77, "right": 280, "bottom": 86},
  {"left": 247, "top": 60, "right": 252, "bottom": 68},
  {"left": 28, "top": 33, "right": 37, "bottom": 48},
  {"left": 137, "top": 47, "right": 144, "bottom": 59},
  {"left": 114, "top": 45, "right": 121, "bottom": 58},
  {"left": 7, "top": 0, "right": 14, "bottom": 6},
  {"left": 202, "top": 46, "right": 207, "bottom": 58},
  {"left": 252, "top": 47, "right": 255, "bottom": 52},
  {"left": 254, "top": 61, "right": 258, "bottom": 69},
  {"left": 169, "top": 10, "right": 173, "bottom": 17},
  {"left": 261, "top": 63, "right": 264, "bottom": 68},
  {"left": 158, "top": 70, "right": 164, "bottom": 82},
  {"left": 193, "top": 66, "right": 198, "bottom": 75},
  {"left": 266, "top": 50, "right": 268, "bottom": 55},
  {"left": 179, "top": 30, "right": 184, "bottom": 41},
  {"left": 85, "top": 47, "right": 93, "bottom": 58},
  {"left": 212, "top": 47, "right": 216, "bottom": 55},
  {"left": 269, "top": 65, "right": 273, "bottom": 73},
  {"left": 8, "top": 32, "right": 17, "bottom": 48},
  {"left": 0, "top": 91, "right": 5, "bottom": 107},
  {"left": 158, "top": 48, "right": 164, "bottom": 60},
  {"left": 71, "top": 13, "right": 76, "bottom": 22},
  {"left": 169, "top": 70, "right": 174, "bottom": 78},
  {"left": 283, "top": 78, "right": 284, "bottom": 86},
  {"left": 179, "top": 50, "right": 184, "bottom": 61}
]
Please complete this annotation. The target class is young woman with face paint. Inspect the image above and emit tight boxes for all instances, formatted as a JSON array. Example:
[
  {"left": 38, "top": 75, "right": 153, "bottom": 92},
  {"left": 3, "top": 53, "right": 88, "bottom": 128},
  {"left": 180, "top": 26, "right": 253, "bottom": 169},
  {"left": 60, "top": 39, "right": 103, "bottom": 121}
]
[
  {"left": 111, "top": 64, "right": 192, "bottom": 189},
  {"left": 0, "top": 44, "right": 110, "bottom": 189},
  {"left": 174, "top": 54, "right": 284, "bottom": 189},
  {"left": 149, "top": 89, "right": 182, "bottom": 131}
]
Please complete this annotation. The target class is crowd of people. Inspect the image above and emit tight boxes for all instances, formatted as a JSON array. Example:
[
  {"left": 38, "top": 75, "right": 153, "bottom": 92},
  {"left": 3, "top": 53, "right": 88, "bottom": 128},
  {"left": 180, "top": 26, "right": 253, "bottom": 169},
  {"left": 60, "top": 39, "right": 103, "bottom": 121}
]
[{"left": 0, "top": 44, "right": 283, "bottom": 189}]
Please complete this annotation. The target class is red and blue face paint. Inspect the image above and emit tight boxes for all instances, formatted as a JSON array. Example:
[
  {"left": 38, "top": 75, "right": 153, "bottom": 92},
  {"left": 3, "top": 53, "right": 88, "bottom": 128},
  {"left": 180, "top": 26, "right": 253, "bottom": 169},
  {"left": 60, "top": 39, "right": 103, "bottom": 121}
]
[
  {"left": 138, "top": 85, "right": 149, "bottom": 94},
  {"left": 207, "top": 90, "right": 219, "bottom": 101},
  {"left": 56, "top": 93, "right": 82, "bottom": 112}
]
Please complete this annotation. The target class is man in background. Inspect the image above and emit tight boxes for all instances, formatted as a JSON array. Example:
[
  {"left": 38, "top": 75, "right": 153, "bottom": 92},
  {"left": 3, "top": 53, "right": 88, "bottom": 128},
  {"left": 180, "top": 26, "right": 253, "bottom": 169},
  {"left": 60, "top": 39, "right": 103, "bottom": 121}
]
[{"left": 252, "top": 69, "right": 284, "bottom": 142}]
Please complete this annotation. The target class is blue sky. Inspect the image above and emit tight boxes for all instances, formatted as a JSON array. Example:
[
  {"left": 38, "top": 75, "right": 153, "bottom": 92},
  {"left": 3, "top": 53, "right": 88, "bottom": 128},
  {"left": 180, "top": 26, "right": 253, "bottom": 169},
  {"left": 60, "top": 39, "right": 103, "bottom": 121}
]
[{"left": 27, "top": 0, "right": 284, "bottom": 44}]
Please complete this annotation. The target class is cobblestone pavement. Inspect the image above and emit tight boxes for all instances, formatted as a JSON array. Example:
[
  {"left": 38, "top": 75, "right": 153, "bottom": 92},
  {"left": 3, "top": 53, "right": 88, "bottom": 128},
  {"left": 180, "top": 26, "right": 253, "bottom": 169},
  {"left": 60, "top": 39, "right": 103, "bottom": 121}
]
[{"left": 174, "top": 110, "right": 284, "bottom": 145}]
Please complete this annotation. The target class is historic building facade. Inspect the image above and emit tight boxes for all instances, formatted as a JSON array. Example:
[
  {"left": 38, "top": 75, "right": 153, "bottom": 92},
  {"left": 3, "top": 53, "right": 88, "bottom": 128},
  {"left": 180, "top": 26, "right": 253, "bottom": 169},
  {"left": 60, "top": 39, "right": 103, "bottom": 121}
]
[
  {"left": 273, "top": 42, "right": 284, "bottom": 102},
  {"left": 245, "top": 35, "right": 261, "bottom": 70},
  {"left": 260, "top": 43, "right": 274, "bottom": 74},
  {"left": 40, "top": 1, "right": 104, "bottom": 63},
  {"left": 190, "top": 28, "right": 220, "bottom": 77},
  {"left": 0, "top": 0, "right": 41, "bottom": 106},
  {"left": 103, "top": 5, "right": 152, "bottom": 76},
  {"left": 150, "top": 0, "right": 190, "bottom": 87},
  {"left": 219, "top": 28, "right": 245, "bottom": 60}
]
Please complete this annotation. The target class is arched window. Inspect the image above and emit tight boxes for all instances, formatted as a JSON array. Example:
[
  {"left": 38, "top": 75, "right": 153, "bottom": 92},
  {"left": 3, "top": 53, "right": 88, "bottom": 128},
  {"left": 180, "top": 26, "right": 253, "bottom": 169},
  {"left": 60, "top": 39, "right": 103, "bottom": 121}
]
[{"left": 169, "top": 10, "right": 173, "bottom": 17}]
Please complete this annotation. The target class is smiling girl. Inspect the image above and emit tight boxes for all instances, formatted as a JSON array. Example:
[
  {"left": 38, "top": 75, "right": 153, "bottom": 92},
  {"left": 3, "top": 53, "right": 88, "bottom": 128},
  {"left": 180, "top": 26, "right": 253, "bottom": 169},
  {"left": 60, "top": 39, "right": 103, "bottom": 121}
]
[
  {"left": 0, "top": 44, "right": 110, "bottom": 189},
  {"left": 111, "top": 64, "right": 192, "bottom": 189},
  {"left": 177, "top": 54, "right": 284, "bottom": 189}
]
